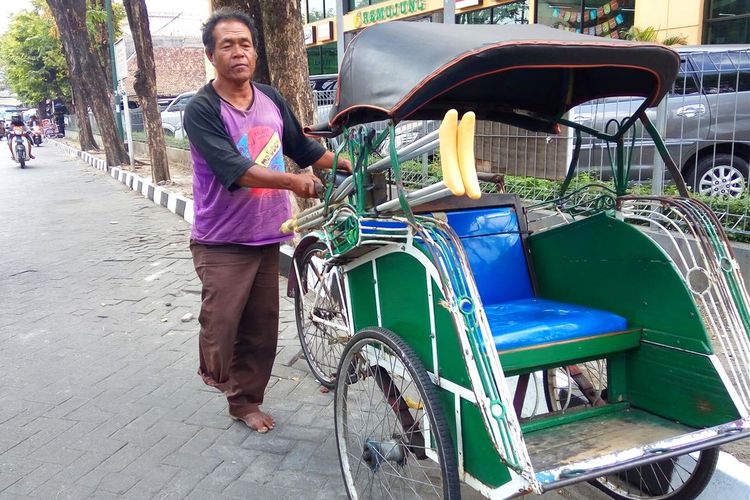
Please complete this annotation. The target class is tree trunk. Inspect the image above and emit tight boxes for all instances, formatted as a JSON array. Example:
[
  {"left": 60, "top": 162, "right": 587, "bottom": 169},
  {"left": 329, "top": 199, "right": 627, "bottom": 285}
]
[
  {"left": 210, "top": 0, "right": 271, "bottom": 85},
  {"left": 73, "top": 86, "right": 99, "bottom": 151},
  {"left": 91, "top": 0, "right": 115, "bottom": 103},
  {"left": 123, "top": 0, "right": 170, "bottom": 183},
  {"left": 258, "top": 0, "right": 318, "bottom": 212},
  {"left": 47, "top": 0, "right": 129, "bottom": 166},
  {"left": 257, "top": 0, "right": 316, "bottom": 144},
  {"left": 63, "top": 43, "right": 99, "bottom": 151}
]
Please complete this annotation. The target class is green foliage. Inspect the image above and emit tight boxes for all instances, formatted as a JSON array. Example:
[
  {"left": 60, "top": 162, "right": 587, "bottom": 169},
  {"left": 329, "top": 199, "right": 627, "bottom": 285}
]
[
  {"left": 131, "top": 131, "right": 189, "bottom": 150},
  {"left": 0, "top": 1, "right": 70, "bottom": 105},
  {"left": 624, "top": 26, "right": 688, "bottom": 46},
  {"left": 0, "top": 0, "right": 126, "bottom": 107},
  {"left": 86, "top": 0, "right": 126, "bottom": 48}
]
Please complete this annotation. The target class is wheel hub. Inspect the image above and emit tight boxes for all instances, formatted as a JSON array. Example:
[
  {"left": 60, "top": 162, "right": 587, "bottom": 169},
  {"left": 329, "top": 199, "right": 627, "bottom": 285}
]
[{"left": 362, "top": 437, "right": 407, "bottom": 471}]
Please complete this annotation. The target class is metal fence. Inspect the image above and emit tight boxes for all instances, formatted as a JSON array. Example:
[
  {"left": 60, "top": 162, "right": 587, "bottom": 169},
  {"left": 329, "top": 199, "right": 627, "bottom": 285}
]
[{"left": 314, "top": 47, "right": 750, "bottom": 239}]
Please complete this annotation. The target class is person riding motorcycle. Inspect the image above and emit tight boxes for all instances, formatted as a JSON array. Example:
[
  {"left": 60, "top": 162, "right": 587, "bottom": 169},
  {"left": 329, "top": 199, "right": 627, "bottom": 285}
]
[{"left": 6, "top": 115, "right": 34, "bottom": 162}]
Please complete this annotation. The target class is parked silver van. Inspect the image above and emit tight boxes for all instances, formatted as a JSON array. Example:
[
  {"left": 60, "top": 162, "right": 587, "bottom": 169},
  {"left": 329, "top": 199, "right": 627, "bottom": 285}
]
[{"left": 573, "top": 45, "right": 750, "bottom": 197}]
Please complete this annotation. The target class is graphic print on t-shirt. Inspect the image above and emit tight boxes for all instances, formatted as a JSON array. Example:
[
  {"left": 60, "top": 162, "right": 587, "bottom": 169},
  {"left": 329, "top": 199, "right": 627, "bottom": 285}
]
[{"left": 235, "top": 126, "right": 284, "bottom": 197}]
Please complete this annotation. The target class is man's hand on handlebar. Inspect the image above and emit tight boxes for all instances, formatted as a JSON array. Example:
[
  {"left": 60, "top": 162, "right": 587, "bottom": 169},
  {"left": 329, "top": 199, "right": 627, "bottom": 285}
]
[
  {"left": 290, "top": 172, "right": 323, "bottom": 199},
  {"left": 337, "top": 158, "right": 353, "bottom": 174}
]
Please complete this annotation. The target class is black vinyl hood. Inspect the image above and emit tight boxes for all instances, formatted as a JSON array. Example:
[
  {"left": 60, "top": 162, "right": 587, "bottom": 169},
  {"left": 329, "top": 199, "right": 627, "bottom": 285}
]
[{"left": 306, "top": 22, "right": 680, "bottom": 136}]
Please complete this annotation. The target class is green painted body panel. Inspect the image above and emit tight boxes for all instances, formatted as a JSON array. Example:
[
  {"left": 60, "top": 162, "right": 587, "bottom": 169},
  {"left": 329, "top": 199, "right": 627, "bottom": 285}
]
[
  {"left": 606, "top": 352, "right": 629, "bottom": 403},
  {"left": 527, "top": 213, "right": 710, "bottom": 354},
  {"left": 375, "top": 252, "right": 434, "bottom": 372},
  {"left": 347, "top": 263, "right": 379, "bottom": 331},
  {"left": 626, "top": 344, "right": 740, "bottom": 427},
  {"left": 432, "top": 281, "right": 471, "bottom": 386},
  {"left": 460, "top": 397, "right": 513, "bottom": 488},
  {"left": 499, "top": 330, "right": 641, "bottom": 376}
]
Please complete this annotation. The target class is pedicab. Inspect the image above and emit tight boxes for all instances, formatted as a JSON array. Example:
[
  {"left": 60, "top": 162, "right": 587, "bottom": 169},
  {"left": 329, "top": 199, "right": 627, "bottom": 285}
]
[{"left": 285, "top": 21, "right": 750, "bottom": 499}]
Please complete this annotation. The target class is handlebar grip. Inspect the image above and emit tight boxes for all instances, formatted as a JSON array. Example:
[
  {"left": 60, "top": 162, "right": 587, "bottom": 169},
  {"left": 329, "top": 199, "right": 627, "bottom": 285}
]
[
  {"left": 315, "top": 181, "right": 325, "bottom": 199},
  {"left": 280, "top": 218, "right": 297, "bottom": 234}
]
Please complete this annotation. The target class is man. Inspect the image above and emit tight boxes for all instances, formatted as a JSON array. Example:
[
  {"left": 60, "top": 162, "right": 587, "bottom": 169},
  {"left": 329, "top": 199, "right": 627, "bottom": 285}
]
[
  {"left": 6, "top": 115, "right": 34, "bottom": 161},
  {"left": 183, "top": 8, "right": 350, "bottom": 433}
]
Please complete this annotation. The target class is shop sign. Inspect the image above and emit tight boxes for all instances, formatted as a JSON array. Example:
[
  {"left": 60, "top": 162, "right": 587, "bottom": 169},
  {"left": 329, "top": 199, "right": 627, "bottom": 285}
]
[
  {"left": 355, "top": 0, "right": 428, "bottom": 28},
  {"left": 318, "top": 21, "right": 334, "bottom": 42},
  {"left": 456, "top": 0, "right": 481, "bottom": 8},
  {"left": 303, "top": 25, "right": 316, "bottom": 45}
]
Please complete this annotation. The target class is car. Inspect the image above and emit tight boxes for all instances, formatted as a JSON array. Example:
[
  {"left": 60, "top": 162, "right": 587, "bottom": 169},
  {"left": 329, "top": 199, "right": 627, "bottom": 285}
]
[
  {"left": 572, "top": 44, "right": 750, "bottom": 197},
  {"left": 160, "top": 91, "right": 196, "bottom": 140}
]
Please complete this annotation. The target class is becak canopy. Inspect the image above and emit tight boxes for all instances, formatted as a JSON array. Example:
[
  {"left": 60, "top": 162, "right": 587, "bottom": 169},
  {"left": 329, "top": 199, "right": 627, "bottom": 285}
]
[{"left": 305, "top": 21, "right": 680, "bottom": 136}]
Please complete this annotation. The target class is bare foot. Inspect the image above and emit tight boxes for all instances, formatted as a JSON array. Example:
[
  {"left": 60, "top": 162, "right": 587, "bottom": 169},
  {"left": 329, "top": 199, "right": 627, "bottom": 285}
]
[{"left": 233, "top": 408, "right": 275, "bottom": 433}]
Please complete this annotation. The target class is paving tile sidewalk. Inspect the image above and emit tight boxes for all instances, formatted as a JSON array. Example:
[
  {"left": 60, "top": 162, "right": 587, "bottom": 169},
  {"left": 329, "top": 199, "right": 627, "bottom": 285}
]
[
  {"left": 0, "top": 147, "right": 602, "bottom": 499},
  {"left": 0, "top": 148, "right": 352, "bottom": 500}
]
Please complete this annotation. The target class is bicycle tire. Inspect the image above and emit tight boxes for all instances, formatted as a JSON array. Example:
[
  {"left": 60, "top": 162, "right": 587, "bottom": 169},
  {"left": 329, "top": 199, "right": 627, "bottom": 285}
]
[
  {"left": 335, "top": 327, "right": 461, "bottom": 499},
  {"left": 293, "top": 241, "right": 348, "bottom": 388},
  {"left": 591, "top": 447, "right": 719, "bottom": 500}
]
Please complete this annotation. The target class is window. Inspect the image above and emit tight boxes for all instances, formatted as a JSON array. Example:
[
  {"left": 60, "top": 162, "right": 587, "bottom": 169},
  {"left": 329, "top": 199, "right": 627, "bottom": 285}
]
[
  {"left": 307, "top": 43, "right": 339, "bottom": 76},
  {"left": 704, "top": 1, "right": 750, "bottom": 44},
  {"left": 456, "top": 2, "right": 529, "bottom": 25},
  {"left": 687, "top": 50, "right": 750, "bottom": 95},
  {"left": 303, "top": 0, "right": 337, "bottom": 23},
  {"left": 349, "top": 0, "right": 388, "bottom": 10},
  {"left": 536, "top": 0, "right": 635, "bottom": 38},
  {"left": 670, "top": 61, "right": 701, "bottom": 96}
]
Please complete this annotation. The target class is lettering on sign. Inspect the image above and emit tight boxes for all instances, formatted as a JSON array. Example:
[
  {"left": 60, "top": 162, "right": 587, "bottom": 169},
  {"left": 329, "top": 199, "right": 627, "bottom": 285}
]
[{"left": 355, "top": 0, "right": 428, "bottom": 27}]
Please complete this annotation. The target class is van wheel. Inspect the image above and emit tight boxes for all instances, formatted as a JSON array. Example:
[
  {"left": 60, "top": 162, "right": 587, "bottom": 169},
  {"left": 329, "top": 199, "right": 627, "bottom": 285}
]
[
  {"left": 685, "top": 154, "right": 748, "bottom": 198},
  {"left": 163, "top": 128, "right": 174, "bottom": 138}
]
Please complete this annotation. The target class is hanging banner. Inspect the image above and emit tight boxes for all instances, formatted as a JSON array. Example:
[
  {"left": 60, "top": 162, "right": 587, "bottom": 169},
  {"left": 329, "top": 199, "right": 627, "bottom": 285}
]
[{"left": 549, "top": 0, "right": 627, "bottom": 38}]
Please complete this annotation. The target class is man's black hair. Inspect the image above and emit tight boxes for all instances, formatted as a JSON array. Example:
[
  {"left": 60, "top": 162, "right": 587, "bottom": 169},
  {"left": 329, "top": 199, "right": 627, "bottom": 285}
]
[{"left": 202, "top": 7, "right": 259, "bottom": 53}]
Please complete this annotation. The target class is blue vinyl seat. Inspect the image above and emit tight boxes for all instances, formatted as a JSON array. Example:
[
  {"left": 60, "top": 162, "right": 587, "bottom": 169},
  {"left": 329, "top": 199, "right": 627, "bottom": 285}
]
[{"left": 443, "top": 207, "right": 628, "bottom": 353}]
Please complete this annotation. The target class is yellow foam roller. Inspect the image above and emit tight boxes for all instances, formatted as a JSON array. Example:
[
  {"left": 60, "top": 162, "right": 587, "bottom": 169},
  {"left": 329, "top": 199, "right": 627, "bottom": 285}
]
[
  {"left": 280, "top": 218, "right": 297, "bottom": 234},
  {"left": 438, "top": 109, "right": 465, "bottom": 197},
  {"left": 457, "top": 112, "right": 481, "bottom": 200}
]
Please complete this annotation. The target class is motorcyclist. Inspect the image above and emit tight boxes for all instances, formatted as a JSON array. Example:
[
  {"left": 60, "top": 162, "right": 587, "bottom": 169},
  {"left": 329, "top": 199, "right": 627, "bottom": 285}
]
[{"left": 6, "top": 115, "right": 34, "bottom": 162}]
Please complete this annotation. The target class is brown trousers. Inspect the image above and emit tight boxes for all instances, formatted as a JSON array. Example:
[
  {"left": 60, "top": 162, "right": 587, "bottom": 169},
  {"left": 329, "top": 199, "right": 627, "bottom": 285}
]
[{"left": 190, "top": 241, "right": 280, "bottom": 417}]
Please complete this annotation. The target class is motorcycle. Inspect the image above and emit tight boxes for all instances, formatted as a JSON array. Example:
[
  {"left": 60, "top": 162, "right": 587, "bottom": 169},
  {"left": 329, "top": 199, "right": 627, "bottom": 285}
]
[
  {"left": 31, "top": 125, "right": 43, "bottom": 146},
  {"left": 12, "top": 126, "right": 28, "bottom": 168}
]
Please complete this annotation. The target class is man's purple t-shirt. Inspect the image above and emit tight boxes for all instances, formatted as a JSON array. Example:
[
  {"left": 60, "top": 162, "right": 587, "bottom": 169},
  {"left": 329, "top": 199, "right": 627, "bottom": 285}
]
[{"left": 184, "top": 82, "right": 324, "bottom": 246}]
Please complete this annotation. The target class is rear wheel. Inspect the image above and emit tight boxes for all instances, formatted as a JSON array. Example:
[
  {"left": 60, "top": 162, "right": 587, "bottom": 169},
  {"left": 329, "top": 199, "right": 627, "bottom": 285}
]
[
  {"left": 542, "top": 364, "right": 719, "bottom": 499},
  {"left": 592, "top": 448, "right": 719, "bottom": 500},
  {"left": 294, "top": 242, "right": 349, "bottom": 388},
  {"left": 335, "top": 327, "right": 460, "bottom": 499}
]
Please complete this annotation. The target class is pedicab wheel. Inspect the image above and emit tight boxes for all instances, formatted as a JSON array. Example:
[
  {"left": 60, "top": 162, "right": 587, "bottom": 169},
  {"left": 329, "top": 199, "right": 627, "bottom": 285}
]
[
  {"left": 543, "top": 360, "right": 608, "bottom": 412},
  {"left": 293, "top": 242, "right": 349, "bottom": 389},
  {"left": 591, "top": 447, "right": 719, "bottom": 500},
  {"left": 334, "top": 327, "right": 460, "bottom": 499}
]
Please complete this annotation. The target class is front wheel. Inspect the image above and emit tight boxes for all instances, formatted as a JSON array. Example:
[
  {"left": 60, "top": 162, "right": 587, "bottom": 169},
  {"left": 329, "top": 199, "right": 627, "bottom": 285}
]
[
  {"left": 294, "top": 242, "right": 349, "bottom": 388},
  {"left": 335, "top": 327, "right": 460, "bottom": 499}
]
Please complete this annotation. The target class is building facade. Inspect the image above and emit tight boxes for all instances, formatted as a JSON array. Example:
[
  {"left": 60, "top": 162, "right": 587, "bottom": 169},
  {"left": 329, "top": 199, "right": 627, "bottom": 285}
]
[{"left": 302, "top": 0, "right": 750, "bottom": 76}]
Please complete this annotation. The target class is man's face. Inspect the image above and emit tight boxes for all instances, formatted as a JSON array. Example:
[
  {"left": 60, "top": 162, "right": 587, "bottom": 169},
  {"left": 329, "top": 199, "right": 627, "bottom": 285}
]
[{"left": 208, "top": 20, "right": 257, "bottom": 84}]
